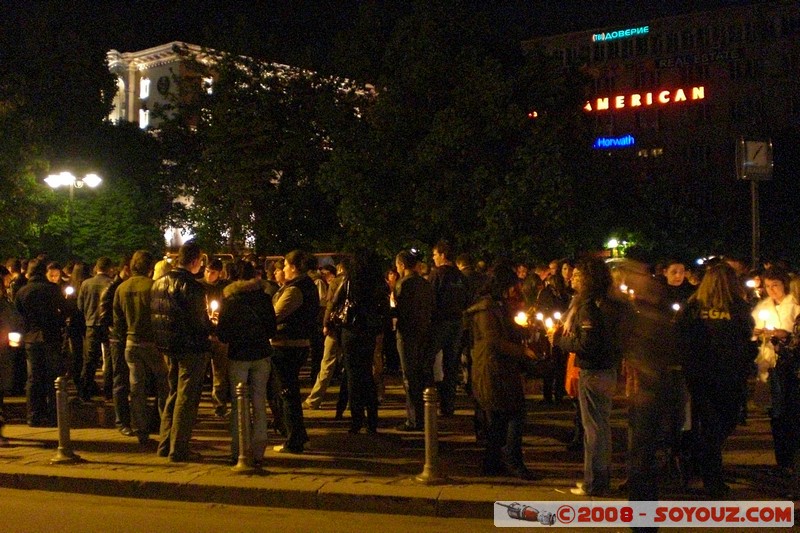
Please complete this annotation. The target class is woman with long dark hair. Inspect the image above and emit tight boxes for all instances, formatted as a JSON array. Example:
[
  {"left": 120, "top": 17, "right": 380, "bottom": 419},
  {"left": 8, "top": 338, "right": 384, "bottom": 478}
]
[
  {"left": 332, "top": 252, "right": 389, "bottom": 433},
  {"left": 558, "top": 256, "right": 628, "bottom": 496}
]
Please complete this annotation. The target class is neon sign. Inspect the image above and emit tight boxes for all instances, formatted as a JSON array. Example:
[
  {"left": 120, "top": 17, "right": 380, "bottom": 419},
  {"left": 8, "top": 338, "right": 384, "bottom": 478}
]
[
  {"left": 584, "top": 86, "right": 705, "bottom": 112},
  {"left": 592, "top": 26, "right": 649, "bottom": 42},
  {"left": 593, "top": 135, "right": 635, "bottom": 149}
]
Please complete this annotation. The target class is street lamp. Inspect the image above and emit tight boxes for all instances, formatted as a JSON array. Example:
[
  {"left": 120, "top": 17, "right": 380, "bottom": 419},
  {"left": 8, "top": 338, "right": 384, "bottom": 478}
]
[{"left": 45, "top": 171, "right": 102, "bottom": 256}]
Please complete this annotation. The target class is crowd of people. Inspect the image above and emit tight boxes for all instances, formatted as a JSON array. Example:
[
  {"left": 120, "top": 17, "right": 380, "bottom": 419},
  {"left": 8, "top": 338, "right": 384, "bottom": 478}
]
[{"left": 0, "top": 242, "right": 798, "bottom": 499}]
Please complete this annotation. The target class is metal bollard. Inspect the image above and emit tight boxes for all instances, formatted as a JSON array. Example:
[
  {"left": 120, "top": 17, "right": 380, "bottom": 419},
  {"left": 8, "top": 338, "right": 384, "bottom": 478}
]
[
  {"left": 51, "top": 376, "right": 81, "bottom": 464},
  {"left": 415, "top": 387, "right": 446, "bottom": 484},
  {"left": 232, "top": 382, "right": 255, "bottom": 473}
]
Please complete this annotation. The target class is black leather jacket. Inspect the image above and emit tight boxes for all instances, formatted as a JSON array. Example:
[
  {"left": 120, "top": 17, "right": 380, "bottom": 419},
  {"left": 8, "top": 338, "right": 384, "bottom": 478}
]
[{"left": 151, "top": 267, "right": 212, "bottom": 356}]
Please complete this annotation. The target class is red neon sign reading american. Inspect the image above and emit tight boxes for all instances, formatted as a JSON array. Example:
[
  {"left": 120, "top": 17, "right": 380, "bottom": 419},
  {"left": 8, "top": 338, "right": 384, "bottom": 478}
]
[{"left": 584, "top": 86, "right": 705, "bottom": 112}]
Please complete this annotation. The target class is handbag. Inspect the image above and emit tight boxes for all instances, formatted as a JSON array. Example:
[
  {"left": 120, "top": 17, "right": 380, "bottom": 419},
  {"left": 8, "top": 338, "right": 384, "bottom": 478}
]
[
  {"left": 330, "top": 280, "right": 355, "bottom": 329},
  {"left": 564, "top": 352, "right": 580, "bottom": 398}
]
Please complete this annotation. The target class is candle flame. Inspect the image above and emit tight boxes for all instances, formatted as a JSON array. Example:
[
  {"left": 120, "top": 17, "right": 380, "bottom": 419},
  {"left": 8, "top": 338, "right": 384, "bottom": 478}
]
[
  {"left": 514, "top": 311, "right": 529, "bottom": 327},
  {"left": 8, "top": 332, "right": 21, "bottom": 347}
]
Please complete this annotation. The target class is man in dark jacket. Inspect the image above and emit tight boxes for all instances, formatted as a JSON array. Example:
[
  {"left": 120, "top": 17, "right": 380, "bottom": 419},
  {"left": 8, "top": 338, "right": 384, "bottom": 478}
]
[
  {"left": 14, "top": 258, "right": 66, "bottom": 427},
  {"left": 77, "top": 257, "right": 114, "bottom": 401},
  {"left": 98, "top": 255, "right": 132, "bottom": 434},
  {"left": 150, "top": 241, "right": 211, "bottom": 462},
  {"left": 394, "top": 250, "right": 434, "bottom": 431},
  {"left": 427, "top": 240, "right": 469, "bottom": 417}
]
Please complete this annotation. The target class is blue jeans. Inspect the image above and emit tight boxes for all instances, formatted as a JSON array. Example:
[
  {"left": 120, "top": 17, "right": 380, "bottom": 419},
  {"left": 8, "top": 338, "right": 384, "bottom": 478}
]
[
  {"left": 229, "top": 357, "right": 271, "bottom": 461},
  {"left": 110, "top": 339, "right": 131, "bottom": 428},
  {"left": 578, "top": 367, "right": 616, "bottom": 493},
  {"left": 126, "top": 341, "right": 168, "bottom": 437}
]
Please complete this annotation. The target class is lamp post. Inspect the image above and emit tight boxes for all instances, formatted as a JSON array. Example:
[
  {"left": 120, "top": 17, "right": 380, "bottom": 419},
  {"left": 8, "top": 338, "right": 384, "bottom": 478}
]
[{"left": 44, "top": 171, "right": 102, "bottom": 257}]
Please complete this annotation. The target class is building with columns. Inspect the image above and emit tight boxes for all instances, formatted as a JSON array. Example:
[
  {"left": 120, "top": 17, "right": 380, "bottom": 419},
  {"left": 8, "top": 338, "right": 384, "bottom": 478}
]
[{"left": 107, "top": 41, "right": 212, "bottom": 129}]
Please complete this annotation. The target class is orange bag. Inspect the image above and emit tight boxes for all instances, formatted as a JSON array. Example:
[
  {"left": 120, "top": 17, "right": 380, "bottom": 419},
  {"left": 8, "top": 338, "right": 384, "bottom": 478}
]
[{"left": 564, "top": 352, "right": 579, "bottom": 398}]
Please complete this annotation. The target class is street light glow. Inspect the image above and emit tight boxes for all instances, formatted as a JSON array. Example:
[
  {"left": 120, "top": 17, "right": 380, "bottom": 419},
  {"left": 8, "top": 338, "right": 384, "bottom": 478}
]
[{"left": 45, "top": 171, "right": 103, "bottom": 189}]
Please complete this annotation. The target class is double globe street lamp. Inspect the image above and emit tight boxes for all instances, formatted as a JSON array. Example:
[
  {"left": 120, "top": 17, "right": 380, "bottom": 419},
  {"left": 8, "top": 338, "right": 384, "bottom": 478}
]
[{"left": 44, "top": 171, "right": 103, "bottom": 257}]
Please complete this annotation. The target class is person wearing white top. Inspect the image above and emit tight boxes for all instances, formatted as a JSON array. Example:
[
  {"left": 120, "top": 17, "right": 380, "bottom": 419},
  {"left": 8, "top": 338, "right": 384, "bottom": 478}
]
[
  {"left": 752, "top": 271, "right": 800, "bottom": 383},
  {"left": 752, "top": 269, "right": 800, "bottom": 475}
]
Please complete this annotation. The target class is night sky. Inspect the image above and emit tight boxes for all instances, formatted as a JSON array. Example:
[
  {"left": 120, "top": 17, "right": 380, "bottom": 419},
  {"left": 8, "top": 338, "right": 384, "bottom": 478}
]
[{"left": 4, "top": 0, "right": 766, "bottom": 63}]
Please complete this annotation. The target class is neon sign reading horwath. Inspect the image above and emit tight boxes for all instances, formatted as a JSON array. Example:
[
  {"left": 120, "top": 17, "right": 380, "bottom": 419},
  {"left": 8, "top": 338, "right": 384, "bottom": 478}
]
[
  {"left": 584, "top": 86, "right": 705, "bottom": 112},
  {"left": 593, "top": 135, "right": 635, "bottom": 149},
  {"left": 592, "top": 26, "right": 649, "bottom": 42}
]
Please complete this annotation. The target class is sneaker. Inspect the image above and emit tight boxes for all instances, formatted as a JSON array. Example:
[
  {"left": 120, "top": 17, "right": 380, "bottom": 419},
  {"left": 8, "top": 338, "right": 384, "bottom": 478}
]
[
  {"left": 301, "top": 401, "right": 319, "bottom": 410},
  {"left": 570, "top": 482, "right": 607, "bottom": 497},
  {"left": 118, "top": 426, "right": 134, "bottom": 437},
  {"left": 273, "top": 444, "right": 303, "bottom": 454}
]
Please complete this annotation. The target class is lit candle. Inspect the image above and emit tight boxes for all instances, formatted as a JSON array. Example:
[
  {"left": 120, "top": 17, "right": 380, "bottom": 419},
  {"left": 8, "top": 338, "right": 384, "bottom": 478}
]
[
  {"left": 535, "top": 312, "right": 544, "bottom": 323},
  {"left": 514, "top": 311, "right": 529, "bottom": 327},
  {"left": 553, "top": 311, "right": 562, "bottom": 321},
  {"left": 544, "top": 317, "right": 554, "bottom": 330},
  {"left": 671, "top": 303, "right": 681, "bottom": 312},
  {"left": 745, "top": 279, "right": 756, "bottom": 289},
  {"left": 210, "top": 300, "right": 219, "bottom": 313},
  {"left": 8, "top": 332, "right": 21, "bottom": 348},
  {"left": 758, "top": 309, "right": 770, "bottom": 327},
  {"left": 620, "top": 284, "right": 628, "bottom": 293},
  {"left": 64, "top": 286, "right": 75, "bottom": 296}
]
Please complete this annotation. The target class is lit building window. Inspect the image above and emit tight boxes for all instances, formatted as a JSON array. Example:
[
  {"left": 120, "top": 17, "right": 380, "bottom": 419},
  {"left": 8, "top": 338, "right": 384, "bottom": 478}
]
[
  {"left": 203, "top": 77, "right": 213, "bottom": 95},
  {"left": 139, "top": 109, "right": 149, "bottom": 129},
  {"left": 140, "top": 78, "right": 150, "bottom": 99}
]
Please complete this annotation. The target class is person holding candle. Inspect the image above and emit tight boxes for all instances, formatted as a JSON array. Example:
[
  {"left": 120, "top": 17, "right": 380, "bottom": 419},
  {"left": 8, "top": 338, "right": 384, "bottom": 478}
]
[
  {"left": 201, "top": 259, "right": 230, "bottom": 418},
  {"left": 465, "top": 261, "right": 539, "bottom": 480},
  {"left": 14, "top": 259, "right": 66, "bottom": 427},
  {"left": 751, "top": 268, "right": 800, "bottom": 476},
  {"left": 557, "top": 257, "right": 630, "bottom": 496},
  {"left": 0, "top": 265, "right": 22, "bottom": 445}
]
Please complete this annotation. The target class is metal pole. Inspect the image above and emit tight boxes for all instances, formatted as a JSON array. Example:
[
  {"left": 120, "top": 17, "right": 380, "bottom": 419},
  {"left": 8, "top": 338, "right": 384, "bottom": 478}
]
[
  {"left": 232, "top": 382, "right": 255, "bottom": 473},
  {"left": 51, "top": 376, "right": 81, "bottom": 464},
  {"left": 751, "top": 179, "right": 760, "bottom": 269},
  {"left": 415, "top": 387, "right": 445, "bottom": 484}
]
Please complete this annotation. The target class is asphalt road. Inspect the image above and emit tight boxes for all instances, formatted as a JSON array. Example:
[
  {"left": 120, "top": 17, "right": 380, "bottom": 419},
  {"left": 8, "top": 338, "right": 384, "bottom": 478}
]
[{"left": 0, "top": 488, "right": 497, "bottom": 533}]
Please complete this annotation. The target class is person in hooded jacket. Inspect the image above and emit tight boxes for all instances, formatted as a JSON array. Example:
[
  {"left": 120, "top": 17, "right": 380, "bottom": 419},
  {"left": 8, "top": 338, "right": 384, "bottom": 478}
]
[
  {"left": 465, "top": 261, "right": 539, "bottom": 480},
  {"left": 216, "top": 260, "right": 276, "bottom": 466}
]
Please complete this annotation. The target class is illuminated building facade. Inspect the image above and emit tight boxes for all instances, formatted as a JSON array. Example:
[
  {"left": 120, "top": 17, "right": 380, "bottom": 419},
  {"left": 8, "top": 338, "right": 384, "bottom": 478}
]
[
  {"left": 107, "top": 42, "right": 213, "bottom": 130},
  {"left": 523, "top": 1, "right": 800, "bottom": 231}
]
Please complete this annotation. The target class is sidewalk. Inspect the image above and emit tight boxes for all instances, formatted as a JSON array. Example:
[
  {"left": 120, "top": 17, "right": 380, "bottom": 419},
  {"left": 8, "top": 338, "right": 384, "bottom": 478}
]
[{"left": 0, "top": 375, "right": 791, "bottom": 519}]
